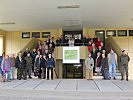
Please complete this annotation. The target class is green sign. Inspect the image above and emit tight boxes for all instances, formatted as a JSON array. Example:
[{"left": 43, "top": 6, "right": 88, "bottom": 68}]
[{"left": 64, "top": 50, "right": 78, "bottom": 60}]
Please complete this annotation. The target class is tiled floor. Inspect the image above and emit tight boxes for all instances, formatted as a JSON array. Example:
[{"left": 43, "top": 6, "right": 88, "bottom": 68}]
[
  {"left": 0, "top": 77, "right": 133, "bottom": 92},
  {"left": 0, "top": 77, "right": 133, "bottom": 99}
]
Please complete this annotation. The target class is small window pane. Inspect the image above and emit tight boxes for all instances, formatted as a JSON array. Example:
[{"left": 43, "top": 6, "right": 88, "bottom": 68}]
[
  {"left": 118, "top": 30, "right": 127, "bottom": 36},
  {"left": 42, "top": 32, "right": 50, "bottom": 38},
  {"left": 32, "top": 32, "right": 40, "bottom": 38},
  {"left": 129, "top": 30, "right": 133, "bottom": 36},
  {"left": 22, "top": 32, "right": 30, "bottom": 38},
  {"left": 106, "top": 30, "right": 116, "bottom": 37}
]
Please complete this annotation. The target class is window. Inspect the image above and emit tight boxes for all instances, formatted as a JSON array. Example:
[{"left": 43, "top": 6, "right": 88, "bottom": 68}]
[
  {"left": 117, "top": 30, "right": 127, "bottom": 36},
  {"left": 42, "top": 32, "right": 50, "bottom": 38},
  {"left": 95, "top": 30, "right": 105, "bottom": 42},
  {"left": 106, "top": 30, "right": 116, "bottom": 37},
  {"left": 22, "top": 32, "right": 30, "bottom": 38},
  {"left": 32, "top": 32, "right": 40, "bottom": 38},
  {"left": 129, "top": 30, "right": 133, "bottom": 36}
]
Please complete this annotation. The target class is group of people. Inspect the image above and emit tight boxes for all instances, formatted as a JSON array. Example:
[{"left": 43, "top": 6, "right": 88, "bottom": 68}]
[
  {"left": 0, "top": 37, "right": 56, "bottom": 82},
  {"left": 0, "top": 35, "right": 130, "bottom": 82},
  {"left": 56, "top": 35, "right": 92, "bottom": 46},
  {"left": 85, "top": 48, "right": 130, "bottom": 81}
]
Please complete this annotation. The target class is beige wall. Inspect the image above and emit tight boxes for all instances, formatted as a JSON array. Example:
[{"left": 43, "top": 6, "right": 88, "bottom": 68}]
[
  {"left": 106, "top": 36, "right": 133, "bottom": 80},
  {"left": 5, "top": 29, "right": 63, "bottom": 55},
  {"left": 0, "top": 29, "right": 5, "bottom": 54}
]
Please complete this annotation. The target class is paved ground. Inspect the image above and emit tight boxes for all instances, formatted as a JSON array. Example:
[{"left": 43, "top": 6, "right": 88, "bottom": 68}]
[{"left": 0, "top": 77, "right": 133, "bottom": 100}]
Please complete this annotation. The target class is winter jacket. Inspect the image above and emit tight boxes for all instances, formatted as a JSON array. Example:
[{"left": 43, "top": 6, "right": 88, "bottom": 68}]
[
  {"left": 85, "top": 57, "right": 94, "bottom": 70},
  {"left": 9, "top": 57, "right": 16, "bottom": 67},
  {"left": 45, "top": 57, "right": 55, "bottom": 68},
  {"left": 15, "top": 56, "right": 26, "bottom": 69},
  {"left": 95, "top": 56, "right": 102, "bottom": 67},
  {"left": 120, "top": 54, "right": 130, "bottom": 66},
  {"left": 1, "top": 59, "right": 11, "bottom": 72},
  {"left": 25, "top": 56, "right": 32, "bottom": 68},
  {"left": 101, "top": 57, "right": 108, "bottom": 69}
]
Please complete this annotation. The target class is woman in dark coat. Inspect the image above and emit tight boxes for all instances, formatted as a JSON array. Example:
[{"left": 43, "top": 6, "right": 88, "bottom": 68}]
[
  {"left": 95, "top": 52, "right": 102, "bottom": 75},
  {"left": 101, "top": 54, "right": 109, "bottom": 79},
  {"left": 45, "top": 53, "right": 55, "bottom": 80},
  {"left": 41, "top": 55, "right": 46, "bottom": 79},
  {"left": 34, "top": 55, "right": 43, "bottom": 79}
]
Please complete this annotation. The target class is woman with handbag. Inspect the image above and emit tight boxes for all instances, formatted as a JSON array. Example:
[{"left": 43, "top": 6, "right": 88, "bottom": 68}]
[{"left": 95, "top": 52, "right": 102, "bottom": 75}]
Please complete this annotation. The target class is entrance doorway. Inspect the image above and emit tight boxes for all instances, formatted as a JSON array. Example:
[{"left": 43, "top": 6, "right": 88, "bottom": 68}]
[{"left": 63, "top": 60, "right": 83, "bottom": 79}]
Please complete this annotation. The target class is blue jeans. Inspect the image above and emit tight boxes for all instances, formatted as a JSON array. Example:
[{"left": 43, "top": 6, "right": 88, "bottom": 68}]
[
  {"left": 109, "top": 63, "right": 116, "bottom": 78},
  {"left": 4, "top": 71, "right": 11, "bottom": 81}
]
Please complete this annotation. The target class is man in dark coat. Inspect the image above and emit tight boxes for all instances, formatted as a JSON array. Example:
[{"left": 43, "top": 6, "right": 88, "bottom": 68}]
[{"left": 15, "top": 52, "right": 26, "bottom": 80}]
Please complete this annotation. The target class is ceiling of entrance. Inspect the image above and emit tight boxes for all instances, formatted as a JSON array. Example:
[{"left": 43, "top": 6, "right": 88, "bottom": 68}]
[{"left": 0, "top": 0, "right": 133, "bottom": 31}]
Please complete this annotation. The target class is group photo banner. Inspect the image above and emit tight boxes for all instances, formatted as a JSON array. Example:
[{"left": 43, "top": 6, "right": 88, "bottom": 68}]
[{"left": 63, "top": 47, "right": 80, "bottom": 64}]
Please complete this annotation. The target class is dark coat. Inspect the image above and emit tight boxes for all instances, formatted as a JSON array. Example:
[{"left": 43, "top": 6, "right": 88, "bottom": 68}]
[
  {"left": 56, "top": 39, "right": 61, "bottom": 46},
  {"left": 15, "top": 56, "right": 26, "bottom": 69},
  {"left": 35, "top": 58, "right": 46, "bottom": 68},
  {"left": 74, "top": 39, "right": 82, "bottom": 46},
  {"left": 45, "top": 57, "right": 55, "bottom": 68},
  {"left": 101, "top": 57, "right": 108, "bottom": 69},
  {"left": 95, "top": 57, "right": 102, "bottom": 67}
]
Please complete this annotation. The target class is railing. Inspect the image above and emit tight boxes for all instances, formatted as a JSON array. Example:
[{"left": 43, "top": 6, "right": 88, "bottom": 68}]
[{"left": 18, "top": 38, "right": 38, "bottom": 54}]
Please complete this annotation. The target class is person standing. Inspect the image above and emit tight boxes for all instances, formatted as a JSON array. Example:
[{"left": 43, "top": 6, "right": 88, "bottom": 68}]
[
  {"left": 95, "top": 52, "right": 102, "bottom": 75},
  {"left": 31, "top": 48, "right": 37, "bottom": 72},
  {"left": 120, "top": 50, "right": 130, "bottom": 81},
  {"left": 9, "top": 54, "right": 16, "bottom": 80},
  {"left": 45, "top": 53, "right": 55, "bottom": 80},
  {"left": 25, "top": 53, "right": 33, "bottom": 79},
  {"left": 85, "top": 53, "right": 94, "bottom": 80},
  {"left": 41, "top": 55, "right": 46, "bottom": 79},
  {"left": 1, "top": 55, "right": 11, "bottom": 82},
  {"left": 101, "top": 54, "right": 109, "bottom": 79},
  {"left": 35, "top": 55, "right": 43, "bottom": 79},
  {"left": 108, "top": 49, "right": 118, "bottom": 80},
  {"left": 15, "top": 52, "right": 26, "bottom": 80}
]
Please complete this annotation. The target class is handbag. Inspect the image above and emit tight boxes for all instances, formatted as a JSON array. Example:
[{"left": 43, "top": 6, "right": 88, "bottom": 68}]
[{"left": 95, "top": 67, "right": 101, "bottom": 72}]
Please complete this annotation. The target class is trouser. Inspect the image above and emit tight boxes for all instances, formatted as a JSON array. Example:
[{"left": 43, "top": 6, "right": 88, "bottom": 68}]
[
  {"left": 17, "top": 68, "right": 26, "bottom": 80},
  {"left": 11, "top": 67, "right": 15, "bottom": 79},
  {"left": 121, "top": 65, "right": 128, "bottom": 78},
  {"left": 38, "top": 66, "right": 42, "bottom": 78},
  {"left": 86, "top": 69, "right": 93, "bottom": 80},
  {"left": 109, "top": 63, "right": 116, "bottom": 78},
  {"left": 26, "top": 66, "right": 32, "bottom": 77},
  {"left": 42, "top": 68, "right": 46, "bottom": 79},
  {"left": 46, "top": 67, "right": 53, "bottom": 80},
  {"left": 3, "top": 71, "right": 10, "bottom": 81},
  {"left": 103, "top": 69, "right": 109, "bottom": 79}
]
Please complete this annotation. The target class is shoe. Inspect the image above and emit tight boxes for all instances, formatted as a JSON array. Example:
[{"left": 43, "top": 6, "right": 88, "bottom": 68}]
[
  {"left": 126, "top": 78, "right": 128, "bottom": 81},
  {"left": 121, "top": 78, "right": 124, "bottom": 81},
  {"left": 7, "top": 80, "right": 11, "bottom": 82},
  {"left": 113, "top": 77, "right": 116, "bottom": 80},
  {"left": 23, "top": 78, "right": 26, "bottom": 80},
  {"left": 108, "top": 77, "right": 111, "bottom": 80}
]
